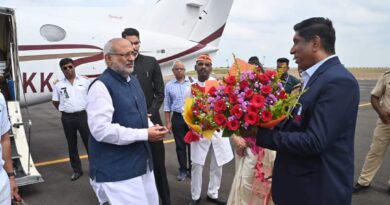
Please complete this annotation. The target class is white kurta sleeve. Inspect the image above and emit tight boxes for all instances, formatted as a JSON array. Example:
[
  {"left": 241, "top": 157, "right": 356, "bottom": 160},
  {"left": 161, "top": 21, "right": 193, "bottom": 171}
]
[{"left": 86, "top": 80, "right": 148, "bottom": 145}]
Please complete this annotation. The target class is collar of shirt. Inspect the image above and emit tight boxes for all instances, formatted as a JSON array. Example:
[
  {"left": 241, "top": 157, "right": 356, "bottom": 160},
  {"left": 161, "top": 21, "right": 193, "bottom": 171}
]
[
  {"left": 62, "top": 74, "right": 82, "bottom": 83},
  {"left": 193, "top": 76, "right": 216, "bottom": 86},
  {"left": 301, "top": 55, "right": 337, "bottom": 89},
  {"left": 173, "top": 76, "right": 190, "bottom": 84}
]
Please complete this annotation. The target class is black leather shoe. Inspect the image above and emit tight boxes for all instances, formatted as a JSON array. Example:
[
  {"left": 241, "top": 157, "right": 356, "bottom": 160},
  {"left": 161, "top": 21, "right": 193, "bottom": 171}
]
[
  {"left": 352, "top": 183, "right": 370, "bottom": 193},
  {"left": 206, "top": 195, "right": 226, "bottom": 205},
  {"left": 188, "top": 199, "right": 200, "bottom": 205},
  {"left": 176, "top": 172, "right": 186, "bottom": 181},
  {"left": 70, "top": 172, "right": 83, "bottom": 181}
]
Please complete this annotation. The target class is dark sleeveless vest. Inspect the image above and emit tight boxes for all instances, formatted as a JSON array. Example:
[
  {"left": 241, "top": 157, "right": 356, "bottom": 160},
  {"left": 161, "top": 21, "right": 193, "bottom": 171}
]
[{"left": 89, "top": 68, "right": 152, "bottom": 182}]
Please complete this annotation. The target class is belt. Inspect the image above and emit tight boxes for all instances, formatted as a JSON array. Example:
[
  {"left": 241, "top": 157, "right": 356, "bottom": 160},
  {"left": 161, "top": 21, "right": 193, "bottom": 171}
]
[{"left": 61, "top": 110, "right": 86, "bottom": 116}]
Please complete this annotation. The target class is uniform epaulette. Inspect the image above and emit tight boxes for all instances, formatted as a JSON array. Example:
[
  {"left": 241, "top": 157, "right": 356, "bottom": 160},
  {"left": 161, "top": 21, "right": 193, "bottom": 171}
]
[{"left": 383, "top": 70, "right": 390, "bottom": 76}]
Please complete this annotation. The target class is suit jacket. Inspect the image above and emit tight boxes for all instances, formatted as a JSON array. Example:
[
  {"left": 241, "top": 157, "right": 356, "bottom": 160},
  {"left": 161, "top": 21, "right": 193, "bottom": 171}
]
[
  {"left": 133, "top": 54, "right": 165, "bottom": 124},
  {"left": 256, "top": 57, "right": 359, "bottom": 205}
]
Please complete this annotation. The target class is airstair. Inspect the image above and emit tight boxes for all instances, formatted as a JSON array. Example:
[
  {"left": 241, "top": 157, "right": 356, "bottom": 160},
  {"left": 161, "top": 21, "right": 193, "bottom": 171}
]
[{"left": 7, "top": 101, "right": 44, "bottom": 186}]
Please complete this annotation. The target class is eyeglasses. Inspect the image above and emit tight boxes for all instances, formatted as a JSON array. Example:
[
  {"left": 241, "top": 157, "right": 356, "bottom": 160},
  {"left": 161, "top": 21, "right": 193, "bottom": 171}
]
[
  {"left": 197, "top": 62, "right": 211, "bottom": 67},
  {"left": 109, "top": 52, "right": 136, "bottom": 58},
  {"left": 61, "top": 65, "right": 74, "bottom": 71}
]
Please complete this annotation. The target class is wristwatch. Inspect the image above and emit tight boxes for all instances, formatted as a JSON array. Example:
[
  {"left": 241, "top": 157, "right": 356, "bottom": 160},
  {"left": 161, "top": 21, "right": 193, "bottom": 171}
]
[{"left": 7, "top": 170, "right": 16, "bottom": 177}]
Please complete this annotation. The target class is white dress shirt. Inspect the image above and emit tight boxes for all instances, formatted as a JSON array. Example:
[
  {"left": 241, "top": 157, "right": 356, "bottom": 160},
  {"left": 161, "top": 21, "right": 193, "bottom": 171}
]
[
  {"left": 0, "top": 93, "right": 11, "bottom": 168},
  {"left": 301, "top": 55, "right": 337, "bottom": 89},
  {"left": 52, "top": 75, "right": 91, "bottom": 113},
  {"left": 298, "top": 55, "right": 337, "bottom": 115},
  {"left": 86, "top": 80, "right": 153, "bottom": 145}
]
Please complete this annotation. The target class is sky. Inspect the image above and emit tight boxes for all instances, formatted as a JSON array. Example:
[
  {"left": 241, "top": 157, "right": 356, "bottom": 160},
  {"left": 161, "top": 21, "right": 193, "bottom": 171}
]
[
  {"left": 3, "top": 0, "right": 390, "bottom": 68},
  {"left": 216, "top": 0, "right": 390, "bottom": 68}
]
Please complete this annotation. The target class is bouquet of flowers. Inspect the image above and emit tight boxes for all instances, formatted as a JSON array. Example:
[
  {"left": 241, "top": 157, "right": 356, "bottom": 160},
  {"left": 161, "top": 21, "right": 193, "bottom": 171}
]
[{"left": 183, "top": 57, "right": 301, "bottom": 142}]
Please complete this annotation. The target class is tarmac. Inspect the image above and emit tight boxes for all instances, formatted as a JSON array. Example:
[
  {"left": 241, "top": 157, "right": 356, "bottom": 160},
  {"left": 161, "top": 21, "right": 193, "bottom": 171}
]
[{"left": 16, "top": 80, "right": 390, "bottom": 205}]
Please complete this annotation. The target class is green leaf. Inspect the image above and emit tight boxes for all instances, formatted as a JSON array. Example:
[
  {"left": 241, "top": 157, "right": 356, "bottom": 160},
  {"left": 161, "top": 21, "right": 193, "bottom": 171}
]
[{"left": 222, "top": 129, "right": 234, "bottom": 138}]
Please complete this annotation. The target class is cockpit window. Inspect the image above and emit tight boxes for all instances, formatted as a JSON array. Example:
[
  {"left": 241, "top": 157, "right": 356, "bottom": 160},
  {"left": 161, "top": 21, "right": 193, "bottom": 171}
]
[{"left": 40, "top": 24, "right": 66, "bottom": 42}]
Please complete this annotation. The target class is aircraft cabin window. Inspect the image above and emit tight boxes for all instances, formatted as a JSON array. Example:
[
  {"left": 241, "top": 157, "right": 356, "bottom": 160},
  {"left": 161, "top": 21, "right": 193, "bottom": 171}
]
[{"left": 40, "top": 24, "right": 66, "bottom": 42}]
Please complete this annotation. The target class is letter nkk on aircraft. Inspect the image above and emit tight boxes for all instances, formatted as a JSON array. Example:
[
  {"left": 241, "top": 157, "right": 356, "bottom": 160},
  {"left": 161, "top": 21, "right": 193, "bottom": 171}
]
[{"left": 0, "top": 0, "right": 234, "bottom": 186}]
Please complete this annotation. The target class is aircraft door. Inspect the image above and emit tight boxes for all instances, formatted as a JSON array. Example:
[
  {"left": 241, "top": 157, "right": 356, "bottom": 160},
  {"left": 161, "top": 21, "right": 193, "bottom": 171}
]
[{"left": 0, "top": 7, "right": 19, "bottom": 102}]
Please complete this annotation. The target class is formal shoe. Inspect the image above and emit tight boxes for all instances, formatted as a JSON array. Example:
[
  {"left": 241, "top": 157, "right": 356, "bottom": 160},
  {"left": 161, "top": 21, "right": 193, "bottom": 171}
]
[
  {"left": 352, "top": 183, "right": 370, "bottom": 193},
  {"left": 70, "top": 172, "right": 83, "bottom": 181},
  {"left": 188, "top": 199, "right": 200, "bottom": 205},
  {"left": 176, "top": 172, "right": 186, "bottom": 181},
  {"left": 206, "top": 195, "right": 227, "bottom": 205}
]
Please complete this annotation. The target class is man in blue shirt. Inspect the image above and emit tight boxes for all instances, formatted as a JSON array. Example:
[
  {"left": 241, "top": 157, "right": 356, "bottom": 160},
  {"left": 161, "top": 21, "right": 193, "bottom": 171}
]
[{"left": 164, "top": 60, "right": 192, "bottom": 181}]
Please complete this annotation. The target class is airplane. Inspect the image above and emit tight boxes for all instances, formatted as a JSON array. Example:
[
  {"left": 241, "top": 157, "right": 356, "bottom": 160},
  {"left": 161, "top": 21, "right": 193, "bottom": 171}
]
[{"left": 0, "top": 0, "right": 235, "bottom": 186}]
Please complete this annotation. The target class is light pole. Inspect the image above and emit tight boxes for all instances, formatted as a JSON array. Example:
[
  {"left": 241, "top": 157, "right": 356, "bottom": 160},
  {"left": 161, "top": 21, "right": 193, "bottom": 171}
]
[{"left": 262, "top": 56, "right": 266, "bottom": 66}]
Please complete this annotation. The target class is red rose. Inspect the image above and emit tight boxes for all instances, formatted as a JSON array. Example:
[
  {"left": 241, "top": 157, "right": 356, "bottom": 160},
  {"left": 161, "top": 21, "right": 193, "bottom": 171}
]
[
  {"left": 262, "top": 110, "right": 273, "bottom": 122},
  {"left": 208, "top": 87, "right": 217, "bottom": 96},
  {"left": 244, "top": 112, "right": 258, "bottom": 125},
  {"left": 251, "top": 94, "right": 265, "bottom": 108},
  {"left": 229, "top": 94, "right": 238, "bottom": 104},
  {"left": 278, "top": 90, "right": 287, "bottom": 99},
  {"left": 214, "top": 100, "right": 227, "bottom": 113},
  {"left": 224, "top": 85, "right": 234, "bottom": 94},
  {"left": 231, "top": 104, "right": 243, "bottom": 119},
  {"left": 257, "top": 74, "right": 270, "bottom": 84},
  {"left": 245, "top": 89, "right": 254, "bottom": 99},
  {"left": 265, "top": 70, "right": 277, "bottom": 78},
  {"left": 248, "top": 104, "right": 259, "bottom": 113},
  {"left": 239, "top": 80, "right": 249, "bottom": 90},
  {"left": 214, "top": 114, "right": 227, "bottom": 126},
  {"left": 226, "top": 119, "right": 240, "bottom": 131},
  {"left": 196, "top": 100, "right": 204, "bottom": 109},
  {"left": 261, "top": 85, "right": 272, "bottom": 95},
  {"left": 225, "top": 75, "right": 237, "bottom": 85}
]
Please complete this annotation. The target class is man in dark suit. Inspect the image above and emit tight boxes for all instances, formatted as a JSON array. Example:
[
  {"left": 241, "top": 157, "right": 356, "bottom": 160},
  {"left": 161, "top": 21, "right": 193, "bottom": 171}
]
[
  {"left": 255, "top": 17, "right": 359, "bottom": 205},
  {"left": 122, "top": 28, "right": 171, "bottom": 205}
]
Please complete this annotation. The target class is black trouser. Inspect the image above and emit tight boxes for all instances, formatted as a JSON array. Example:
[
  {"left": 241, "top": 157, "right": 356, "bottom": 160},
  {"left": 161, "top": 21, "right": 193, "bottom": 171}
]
[
  {"left": 149, "top": 141, "right": 171, "bottom": 205},
  {"left": 171, "top": 112, "right": 191, "bottom": 173},
  {"left": 61, "top": 110, "right": 90, "bottom": 174}
]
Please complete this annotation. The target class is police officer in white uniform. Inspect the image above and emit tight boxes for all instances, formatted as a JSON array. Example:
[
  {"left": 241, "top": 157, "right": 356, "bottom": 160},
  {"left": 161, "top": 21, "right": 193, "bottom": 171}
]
[
  {"left": 52, "top": 58, "right": 91, "bottom": 181},
  {"left": 0, "top": 93, "right": 21, "bottom": 204}
]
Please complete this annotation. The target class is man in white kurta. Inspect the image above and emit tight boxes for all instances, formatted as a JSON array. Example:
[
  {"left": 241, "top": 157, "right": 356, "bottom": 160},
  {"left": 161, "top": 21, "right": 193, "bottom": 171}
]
[
  {"left": 87, "top": 38, "right": 168, "bottom": 205},
  {"left": 187, "top": 54, "right": 233, "bottom": 205}
]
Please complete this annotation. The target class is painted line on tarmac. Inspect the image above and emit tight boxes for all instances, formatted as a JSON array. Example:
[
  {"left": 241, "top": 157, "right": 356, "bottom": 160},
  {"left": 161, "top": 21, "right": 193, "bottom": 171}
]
[
  {"left": 34, "top": 103, "right": 371, "bottom": 168},
  {"left": 359, "top": 102, "right": 371, "bottom": 107},
  {"left": 35, "top": 138, "right": 176, "bottom": 167}
]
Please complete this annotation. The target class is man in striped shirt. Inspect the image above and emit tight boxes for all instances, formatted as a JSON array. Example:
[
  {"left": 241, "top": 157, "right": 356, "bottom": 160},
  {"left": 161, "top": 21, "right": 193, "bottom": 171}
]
[{"left": 164, "top": 60, "right": 192, "bottom": 181}]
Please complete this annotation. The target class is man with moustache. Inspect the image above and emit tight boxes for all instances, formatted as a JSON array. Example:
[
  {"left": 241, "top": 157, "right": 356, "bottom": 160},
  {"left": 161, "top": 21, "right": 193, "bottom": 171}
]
[
  {"left": 164, "top": 60, "right": 192, "bottom": 181},
  {"left": 87, "top": 38, "right": 168, "bottom": 205},
  {"left": 52, "top": 58, "right": 90, "bottom": 181},
  {"left": 255, "top": 17, "right": 359, "bottom": 205},
  {"left": 187, "top": 54, "right": 233, "bottom": 205}
]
